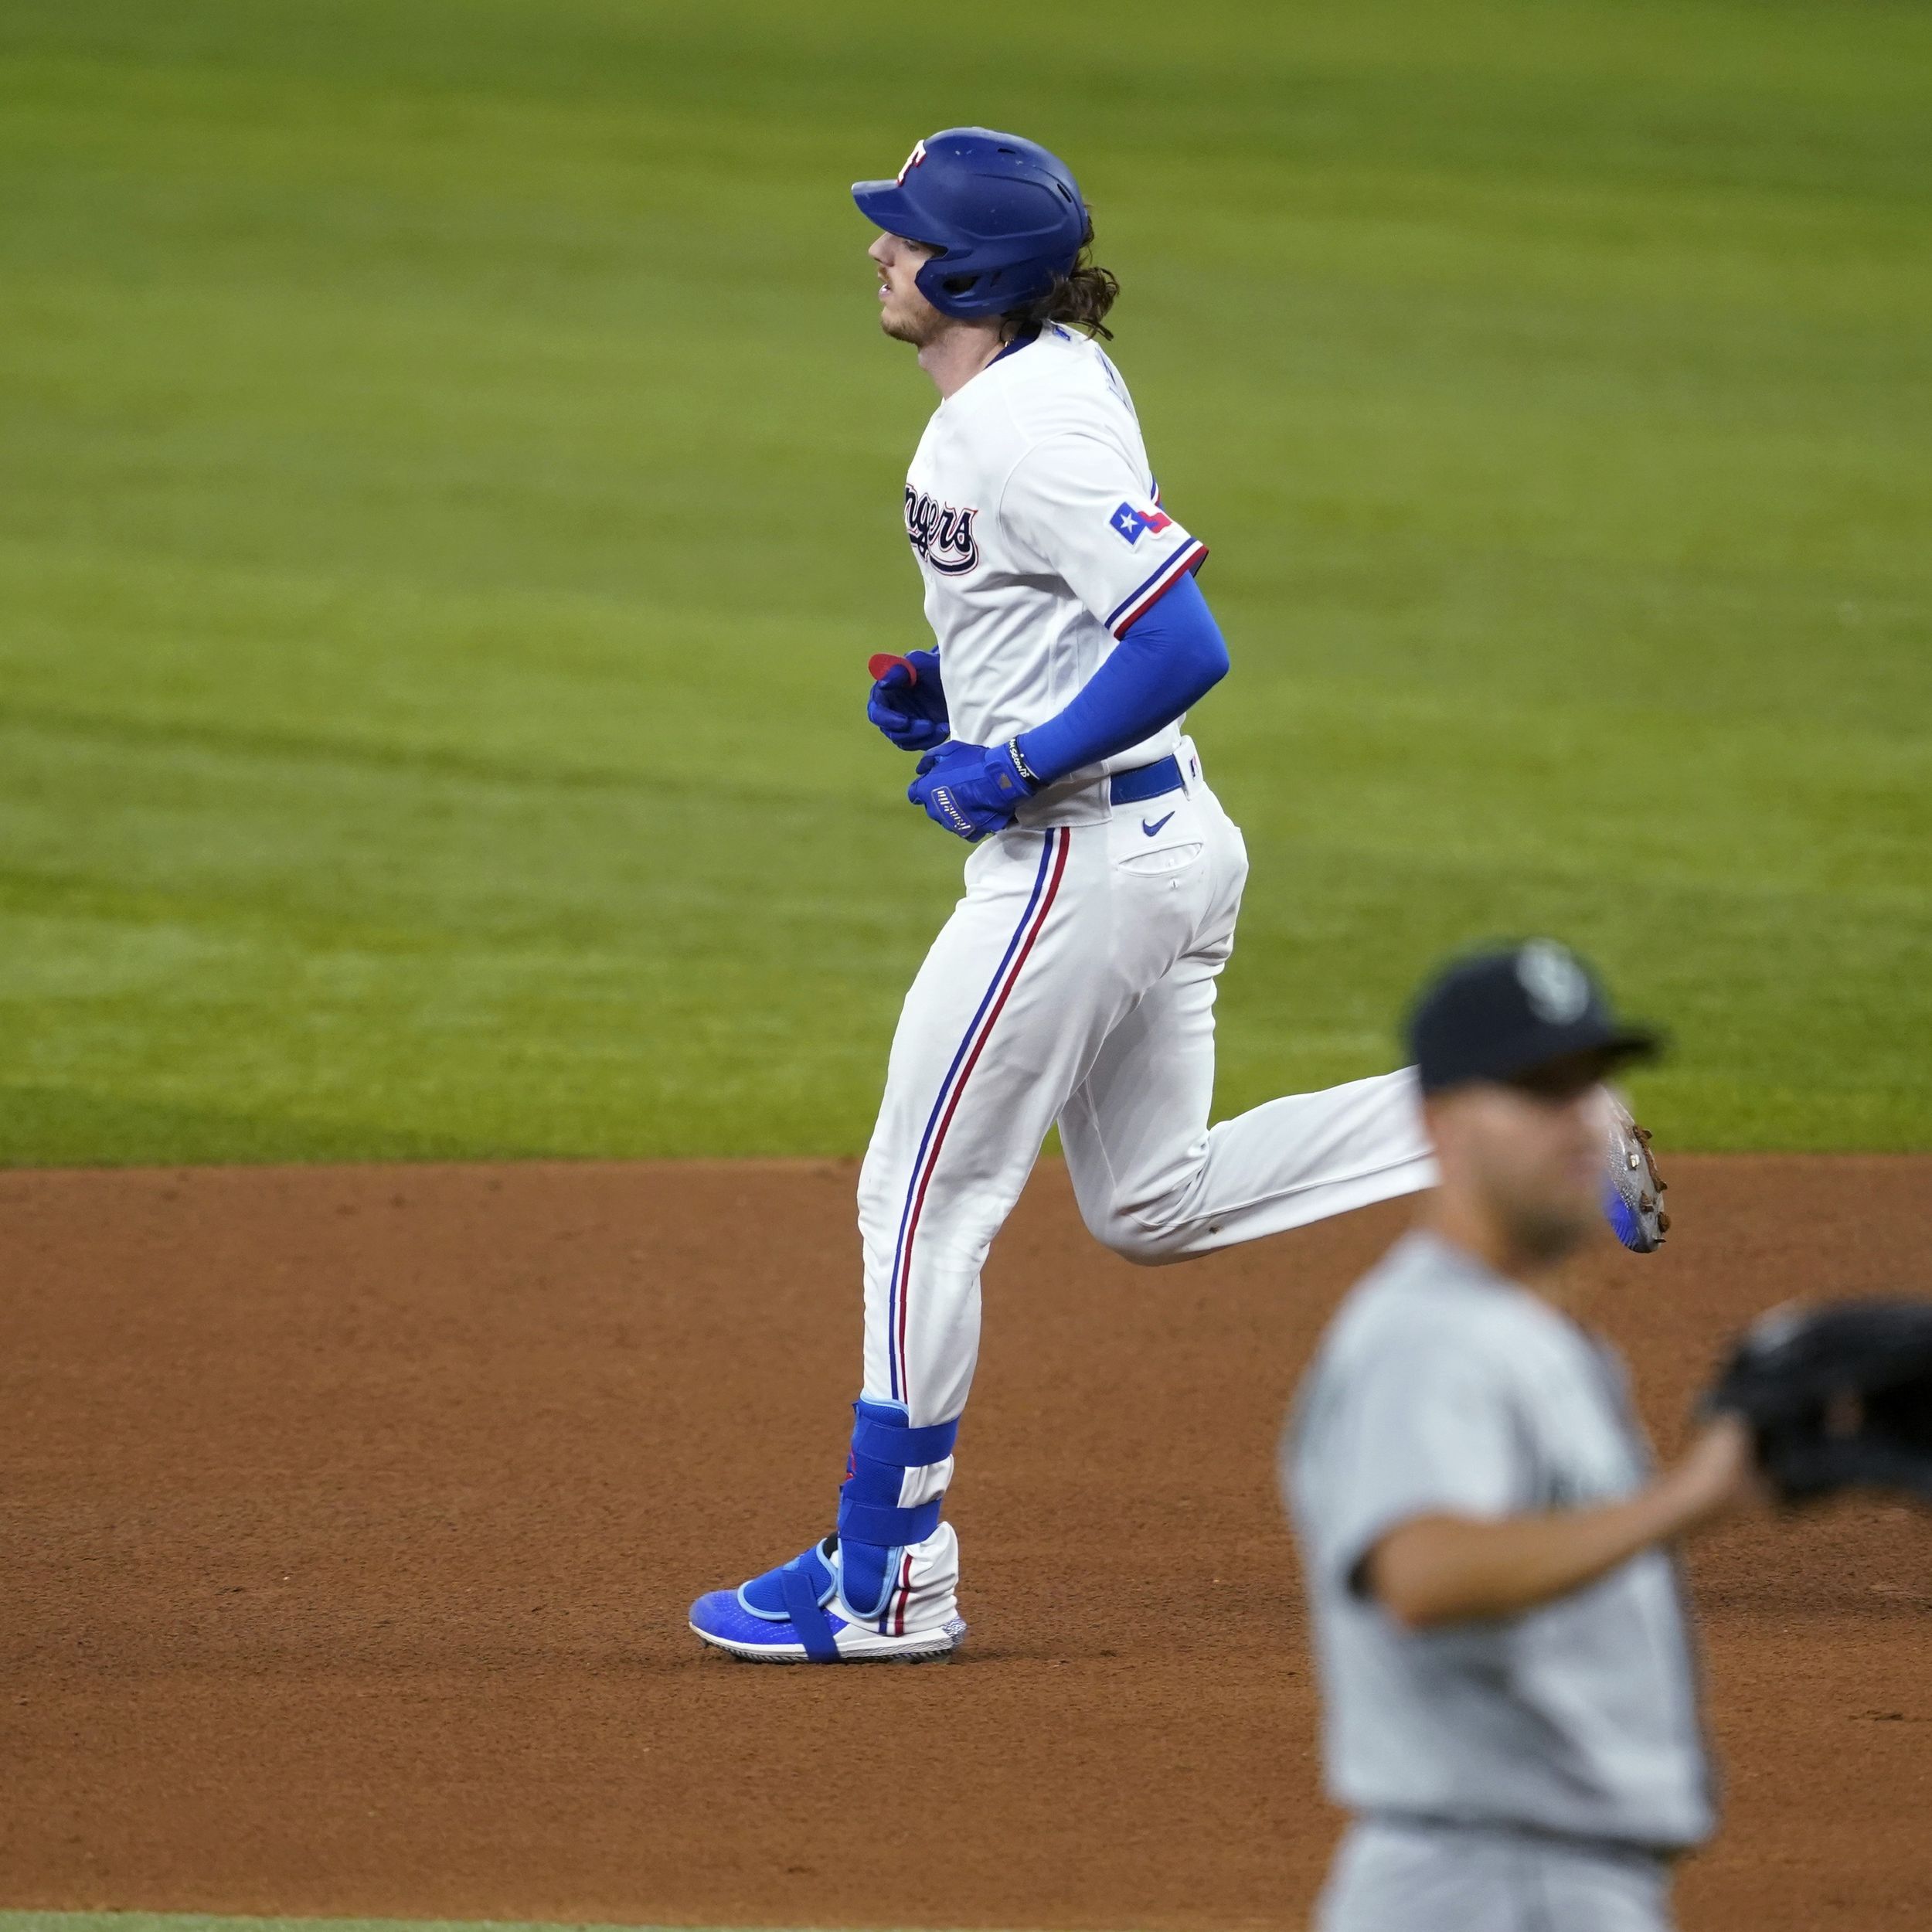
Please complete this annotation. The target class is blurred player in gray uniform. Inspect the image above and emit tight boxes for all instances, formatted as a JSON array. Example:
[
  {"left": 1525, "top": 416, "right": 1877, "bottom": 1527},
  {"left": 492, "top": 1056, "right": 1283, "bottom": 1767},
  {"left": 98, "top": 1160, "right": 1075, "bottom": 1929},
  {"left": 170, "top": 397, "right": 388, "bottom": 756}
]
[{"left": 1285, "top": 941, "right": 1759, "bottom": 1932}]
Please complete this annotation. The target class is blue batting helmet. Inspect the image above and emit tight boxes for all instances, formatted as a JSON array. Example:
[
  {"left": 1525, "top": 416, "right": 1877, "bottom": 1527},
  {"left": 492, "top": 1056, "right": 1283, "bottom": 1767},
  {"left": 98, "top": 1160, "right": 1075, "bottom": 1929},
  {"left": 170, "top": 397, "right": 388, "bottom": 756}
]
[{"left": 852, "top": 128, "right": 1088, "bottom": 321}]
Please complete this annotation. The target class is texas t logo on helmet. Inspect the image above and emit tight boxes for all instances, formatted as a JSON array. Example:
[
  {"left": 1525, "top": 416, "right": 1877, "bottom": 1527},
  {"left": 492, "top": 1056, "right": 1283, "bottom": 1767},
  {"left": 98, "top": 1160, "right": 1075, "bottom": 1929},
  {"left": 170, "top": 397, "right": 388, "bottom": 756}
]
[{"left": 896, "top": 139, "right": 927, "bottom": 185}]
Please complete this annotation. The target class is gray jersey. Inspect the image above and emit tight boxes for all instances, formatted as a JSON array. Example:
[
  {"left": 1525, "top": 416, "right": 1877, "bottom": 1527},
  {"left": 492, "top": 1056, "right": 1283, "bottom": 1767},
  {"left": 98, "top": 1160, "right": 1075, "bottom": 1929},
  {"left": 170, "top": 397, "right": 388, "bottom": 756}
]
[{"left": 1284, "top": 1231, "right": 1714, "bottom": 1851}]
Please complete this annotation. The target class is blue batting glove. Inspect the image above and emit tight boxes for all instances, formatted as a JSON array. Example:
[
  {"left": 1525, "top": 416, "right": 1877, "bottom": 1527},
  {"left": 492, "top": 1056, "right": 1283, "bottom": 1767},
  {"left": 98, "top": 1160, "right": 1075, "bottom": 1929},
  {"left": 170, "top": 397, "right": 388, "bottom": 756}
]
[
  {"left": 907, "top": 740, "right": 1036, "bottom": 842},
  {"left": 866, "top": 649, "right": 950, "bottom": 753}
]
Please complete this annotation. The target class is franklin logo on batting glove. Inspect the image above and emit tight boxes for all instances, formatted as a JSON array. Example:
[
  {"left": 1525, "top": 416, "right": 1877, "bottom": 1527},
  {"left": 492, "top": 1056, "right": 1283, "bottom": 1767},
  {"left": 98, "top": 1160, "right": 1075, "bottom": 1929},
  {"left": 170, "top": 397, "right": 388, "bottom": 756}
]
[{"left": 907, "top": 740, "right": 1033, "bottom": 842}]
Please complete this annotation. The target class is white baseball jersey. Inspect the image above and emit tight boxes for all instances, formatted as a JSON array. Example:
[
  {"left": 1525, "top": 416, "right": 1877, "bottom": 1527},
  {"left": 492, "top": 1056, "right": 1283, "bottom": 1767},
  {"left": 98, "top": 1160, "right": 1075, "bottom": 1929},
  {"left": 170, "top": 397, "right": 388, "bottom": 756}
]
[{"left": 902, "top": 322, "right": 1208, "bottom": 815}]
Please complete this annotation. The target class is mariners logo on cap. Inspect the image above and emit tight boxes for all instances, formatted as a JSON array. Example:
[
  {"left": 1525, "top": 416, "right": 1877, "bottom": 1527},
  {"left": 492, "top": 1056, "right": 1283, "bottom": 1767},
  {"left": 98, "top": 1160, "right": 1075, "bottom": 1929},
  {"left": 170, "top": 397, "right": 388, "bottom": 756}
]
[{"left": 1516, "top": 940, "right": 1591, "bottom": 1023}]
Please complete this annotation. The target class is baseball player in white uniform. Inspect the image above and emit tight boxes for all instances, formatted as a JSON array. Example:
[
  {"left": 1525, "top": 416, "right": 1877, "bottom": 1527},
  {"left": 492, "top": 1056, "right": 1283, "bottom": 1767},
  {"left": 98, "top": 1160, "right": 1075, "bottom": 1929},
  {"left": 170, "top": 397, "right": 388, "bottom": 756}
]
[
  {"left": 1287, "top": 942, "right": 1756, "bottom": 1930},
  {"left": 689, "top": 130, "right": 1668, "bottom": 1664}
]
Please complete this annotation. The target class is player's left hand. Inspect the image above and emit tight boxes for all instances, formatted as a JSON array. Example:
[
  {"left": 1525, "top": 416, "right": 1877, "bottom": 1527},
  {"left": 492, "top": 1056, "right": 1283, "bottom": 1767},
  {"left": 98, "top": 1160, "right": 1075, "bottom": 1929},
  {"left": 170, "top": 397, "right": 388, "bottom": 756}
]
[
  {"left": 867, "top": 651, "right": 950, "bottom": 753},
  {"left": 907, "top": 740, "right": 1036, "bottom": 842}
]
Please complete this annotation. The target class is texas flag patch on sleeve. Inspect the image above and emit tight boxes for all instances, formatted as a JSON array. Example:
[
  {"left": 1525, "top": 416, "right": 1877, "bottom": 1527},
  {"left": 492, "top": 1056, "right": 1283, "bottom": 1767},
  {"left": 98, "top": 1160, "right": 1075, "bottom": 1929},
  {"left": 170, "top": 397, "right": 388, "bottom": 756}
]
[{"left": 1109, "top": 502, "right": 1173, "bottom": 546}]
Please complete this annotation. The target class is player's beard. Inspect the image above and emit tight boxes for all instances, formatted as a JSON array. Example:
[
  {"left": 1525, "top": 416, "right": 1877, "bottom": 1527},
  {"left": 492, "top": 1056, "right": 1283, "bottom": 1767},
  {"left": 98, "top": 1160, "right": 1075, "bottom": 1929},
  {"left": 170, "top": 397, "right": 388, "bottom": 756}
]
[{"left": 879, "top": 289, "right": 945, "bottom": 346}]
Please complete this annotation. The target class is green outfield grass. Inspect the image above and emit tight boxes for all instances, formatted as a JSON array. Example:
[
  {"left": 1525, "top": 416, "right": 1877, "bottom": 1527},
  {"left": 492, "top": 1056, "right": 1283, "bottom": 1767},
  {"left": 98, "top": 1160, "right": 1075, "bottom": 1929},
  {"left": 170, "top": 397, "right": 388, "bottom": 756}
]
[{"left": 2, "top": 0, "right": 1927, "bottom": 1162}]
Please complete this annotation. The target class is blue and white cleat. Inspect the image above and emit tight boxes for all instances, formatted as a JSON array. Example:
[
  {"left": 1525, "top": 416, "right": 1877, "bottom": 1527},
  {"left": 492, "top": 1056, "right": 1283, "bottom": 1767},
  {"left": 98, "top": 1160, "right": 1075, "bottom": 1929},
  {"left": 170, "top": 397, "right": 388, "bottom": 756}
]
[
  {"left": 1604, "top": 1092, "right": 1669, "bottom": 1253},
  {"left": 689, "top": 1532, "right": 967, "bottom": 1665},
  {"left": 692, "top": 1399, "right": 968, "bottom": 1663}
]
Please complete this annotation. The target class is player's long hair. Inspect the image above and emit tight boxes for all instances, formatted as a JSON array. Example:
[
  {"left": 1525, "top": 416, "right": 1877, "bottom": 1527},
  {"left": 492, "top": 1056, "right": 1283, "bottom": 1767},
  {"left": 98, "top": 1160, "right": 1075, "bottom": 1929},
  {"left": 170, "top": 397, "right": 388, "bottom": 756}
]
[{"left": 1002, "top": 217, "right": 1119, "bottom": 342}]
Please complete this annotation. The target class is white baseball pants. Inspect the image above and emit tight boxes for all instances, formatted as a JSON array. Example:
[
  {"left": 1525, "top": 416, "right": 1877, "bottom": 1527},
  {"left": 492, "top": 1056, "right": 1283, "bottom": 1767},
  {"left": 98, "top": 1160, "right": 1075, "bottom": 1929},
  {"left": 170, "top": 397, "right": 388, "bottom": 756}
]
[{"left": 855, "top": 746, "right": 1437, "bottom": 1464}]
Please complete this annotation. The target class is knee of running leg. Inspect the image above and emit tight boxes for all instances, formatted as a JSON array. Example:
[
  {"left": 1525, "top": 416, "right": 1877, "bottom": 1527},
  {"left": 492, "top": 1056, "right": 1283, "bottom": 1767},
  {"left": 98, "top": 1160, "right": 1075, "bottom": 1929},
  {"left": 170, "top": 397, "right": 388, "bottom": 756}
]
[{"left": 1088, "top": 1204, "right": 1188, "bottom": 1267}]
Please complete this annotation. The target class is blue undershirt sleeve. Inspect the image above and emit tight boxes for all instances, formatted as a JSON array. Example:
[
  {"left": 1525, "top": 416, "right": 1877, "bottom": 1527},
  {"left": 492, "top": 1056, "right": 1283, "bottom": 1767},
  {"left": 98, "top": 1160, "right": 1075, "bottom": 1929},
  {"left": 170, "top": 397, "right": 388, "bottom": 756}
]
[{"left": 1012, "top": 570, "right": 1229, "bottom": 787}]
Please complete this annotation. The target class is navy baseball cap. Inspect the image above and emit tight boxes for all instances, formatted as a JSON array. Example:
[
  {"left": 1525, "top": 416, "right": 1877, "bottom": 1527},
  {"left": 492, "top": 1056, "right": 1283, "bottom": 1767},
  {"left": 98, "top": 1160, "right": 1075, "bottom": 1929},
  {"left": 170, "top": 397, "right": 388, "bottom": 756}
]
[{"left": 1406, "top": 940, "right": 1662, "bottom": 1095}]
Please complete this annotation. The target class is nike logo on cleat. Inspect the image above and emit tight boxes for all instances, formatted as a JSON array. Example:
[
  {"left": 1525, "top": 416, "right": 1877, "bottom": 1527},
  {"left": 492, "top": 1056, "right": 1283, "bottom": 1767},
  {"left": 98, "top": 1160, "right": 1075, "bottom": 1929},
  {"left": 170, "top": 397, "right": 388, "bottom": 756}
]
[{"left": 1141, "top": 811, "right": 1175, "bottom": 836}]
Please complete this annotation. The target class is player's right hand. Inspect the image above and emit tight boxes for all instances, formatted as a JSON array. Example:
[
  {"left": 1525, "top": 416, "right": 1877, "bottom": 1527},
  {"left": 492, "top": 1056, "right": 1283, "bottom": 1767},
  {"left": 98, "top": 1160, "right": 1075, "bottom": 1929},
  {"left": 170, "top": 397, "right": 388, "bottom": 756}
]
[
  {"left": 867, "top": 649, "right": 950, "bottom": 752},
  {"left": 906, "top": 740, "right": 1033, "bottom": 842}
]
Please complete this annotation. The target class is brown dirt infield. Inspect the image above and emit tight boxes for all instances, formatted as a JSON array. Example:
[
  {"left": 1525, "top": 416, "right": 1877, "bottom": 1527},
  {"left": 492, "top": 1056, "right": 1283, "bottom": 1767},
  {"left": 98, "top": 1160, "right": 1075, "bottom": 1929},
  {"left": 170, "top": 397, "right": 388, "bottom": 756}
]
[{"left": 2, "top": 1155, "right": 1929, "bottom": 1931}]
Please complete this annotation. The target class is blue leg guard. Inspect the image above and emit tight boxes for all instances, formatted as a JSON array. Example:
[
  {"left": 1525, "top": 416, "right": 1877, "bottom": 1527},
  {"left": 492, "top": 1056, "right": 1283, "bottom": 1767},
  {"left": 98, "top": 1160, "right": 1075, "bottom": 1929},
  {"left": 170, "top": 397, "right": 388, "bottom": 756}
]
[
  {"left": 832, "top": 1399, "right": 958, "bottom": 1620},
  {"left": 736, "top": 1400, "right": 960, "bottom": 1643}
]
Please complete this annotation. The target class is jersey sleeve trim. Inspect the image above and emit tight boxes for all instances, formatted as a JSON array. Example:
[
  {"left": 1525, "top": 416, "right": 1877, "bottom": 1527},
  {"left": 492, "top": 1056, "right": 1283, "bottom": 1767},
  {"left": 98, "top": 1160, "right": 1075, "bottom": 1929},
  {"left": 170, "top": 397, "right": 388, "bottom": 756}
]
[{"left": 1107, "top": 538, "right": 1209, "bottom": 638}]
